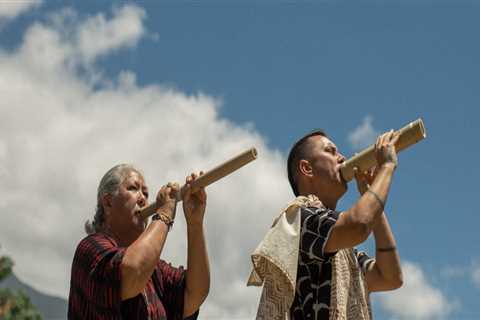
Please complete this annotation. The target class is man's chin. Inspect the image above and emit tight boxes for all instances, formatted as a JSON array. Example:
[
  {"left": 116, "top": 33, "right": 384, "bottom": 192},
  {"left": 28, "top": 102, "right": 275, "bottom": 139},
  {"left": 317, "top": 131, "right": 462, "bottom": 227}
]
[
  {"left": 337, "top": 178, "right": 348, "bottom": 195},
  {"left": 335, "top": 172, "right": 347, "bottom": 189},
  {"left": 137, "top": 219, "right": 147, "bottom": 231},
  {"left": 132, "top": 214, "right": 147, "bottom": 231}
]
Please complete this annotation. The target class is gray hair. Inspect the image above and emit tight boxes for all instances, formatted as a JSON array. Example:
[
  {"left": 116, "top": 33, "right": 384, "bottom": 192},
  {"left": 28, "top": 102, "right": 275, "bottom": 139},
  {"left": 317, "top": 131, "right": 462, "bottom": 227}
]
[{"left": 85, "top": 164, "right": 142, "bottom": 234}]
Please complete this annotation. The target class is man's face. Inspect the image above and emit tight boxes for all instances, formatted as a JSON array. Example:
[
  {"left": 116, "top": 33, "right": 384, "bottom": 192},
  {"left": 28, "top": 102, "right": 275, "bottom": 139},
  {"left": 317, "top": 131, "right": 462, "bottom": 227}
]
[
  {"left": 306, "top": 135, "right": 347, "bottom": 193},
  {"left": 108, "top": 170, "right": 149, "bottom": 243}
]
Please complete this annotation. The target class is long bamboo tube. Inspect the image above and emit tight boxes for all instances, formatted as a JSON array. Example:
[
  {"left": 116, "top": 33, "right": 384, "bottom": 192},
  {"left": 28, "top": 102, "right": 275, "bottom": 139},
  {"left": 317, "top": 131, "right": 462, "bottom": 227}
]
[
  {"left": 137, "top": 147, "right": 258, "bottom": 220},
  {"left": 340, "top": 118, "right": 427, "bottom": 182}
]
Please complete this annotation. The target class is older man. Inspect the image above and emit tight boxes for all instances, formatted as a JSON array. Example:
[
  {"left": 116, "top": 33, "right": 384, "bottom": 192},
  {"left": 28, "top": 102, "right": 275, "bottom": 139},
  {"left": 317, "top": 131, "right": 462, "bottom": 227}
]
[
  {"left": 68, "top": 164, "right": 209, "bottom": 320},
  {"left": 286, "top": 129, "right": 403, "bottom": 319}
]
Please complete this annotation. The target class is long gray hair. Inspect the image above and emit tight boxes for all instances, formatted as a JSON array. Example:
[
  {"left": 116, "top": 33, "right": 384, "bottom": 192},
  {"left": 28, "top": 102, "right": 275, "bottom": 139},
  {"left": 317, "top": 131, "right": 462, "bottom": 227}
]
[{"left": 85, "top": 164, "right": 142, "bottom": 234}]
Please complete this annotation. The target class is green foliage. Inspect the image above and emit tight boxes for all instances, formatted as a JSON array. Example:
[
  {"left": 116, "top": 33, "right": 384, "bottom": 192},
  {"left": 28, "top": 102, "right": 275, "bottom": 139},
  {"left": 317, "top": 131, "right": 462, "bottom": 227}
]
[
  {"left": 0, "top": 257, "right": 13, "bottom": 283},
  {"left": 0, "top": 249, "right": 42, "bottom": 320},
  {"left": 0, "top": 289, "right": 42, "bottom": 320}
]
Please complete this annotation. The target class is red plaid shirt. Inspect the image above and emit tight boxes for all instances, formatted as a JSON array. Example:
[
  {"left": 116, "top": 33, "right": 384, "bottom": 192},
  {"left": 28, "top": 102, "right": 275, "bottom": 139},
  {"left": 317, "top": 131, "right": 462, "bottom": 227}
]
[{"left": 68, "top": 232, "right": 198, "bottom": 320}]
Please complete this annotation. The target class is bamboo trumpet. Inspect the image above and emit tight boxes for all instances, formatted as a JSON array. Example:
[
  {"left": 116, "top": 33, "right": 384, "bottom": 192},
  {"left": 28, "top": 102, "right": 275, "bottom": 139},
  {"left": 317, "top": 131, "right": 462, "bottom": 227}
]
[
  {"left": 137, "top": 147, "right": 258, "bottom": 220},
  {"left": 340, "top": 118, "right": 427, "bottom": 182}
]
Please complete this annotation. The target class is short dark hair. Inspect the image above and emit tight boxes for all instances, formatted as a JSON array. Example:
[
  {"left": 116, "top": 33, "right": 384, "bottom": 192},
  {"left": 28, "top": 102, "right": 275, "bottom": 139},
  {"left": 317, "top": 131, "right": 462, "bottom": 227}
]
[{"left": 287, "top": 129, "right": 327, "bottom": 196}]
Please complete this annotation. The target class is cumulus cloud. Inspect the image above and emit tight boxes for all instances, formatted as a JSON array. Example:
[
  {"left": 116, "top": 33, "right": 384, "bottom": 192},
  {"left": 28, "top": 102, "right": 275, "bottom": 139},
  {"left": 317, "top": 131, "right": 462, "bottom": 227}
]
[
  {"left": 347, "top": 115, "right": 379, "bottom": 151},
  {"left": 0, "top": 4, "right": 289, "bottom": 318},
  {"left": 471, "top": 263, "right": 480, "bottom": 288},
  {"left": 0, "top": 0, "right": 41, "bottom": 20},
  {"left": 441, "top": 261, "right": 480, "bottom": 289},
  {"left": 15, "top": 4, "right": 146, "bottom": 77},
  {"left": 76, "top": 4, "right": 146, "bottom": 63},
  {"left": 378, "top": 262, "right": 455, "bottom": 320},
  {"left": 440, "top": 265, "right": 469, "bottom": 279}
]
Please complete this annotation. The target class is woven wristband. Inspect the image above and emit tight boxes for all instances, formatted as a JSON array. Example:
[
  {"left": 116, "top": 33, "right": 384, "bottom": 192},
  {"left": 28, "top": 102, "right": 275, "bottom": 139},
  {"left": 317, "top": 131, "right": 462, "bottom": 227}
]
[{"left": 153, "top": 212, "right": 174, "bottom": 230}]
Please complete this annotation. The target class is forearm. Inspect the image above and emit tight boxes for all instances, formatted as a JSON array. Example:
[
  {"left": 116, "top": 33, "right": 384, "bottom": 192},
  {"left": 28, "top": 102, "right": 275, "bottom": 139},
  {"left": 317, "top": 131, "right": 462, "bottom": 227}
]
[
  {"left": 184, "top": 223, "right": 210, "bottom": 315},
  {"left": 351, "top": 163, "right": 396, "bottom": 229},
  {"left": 128, "top": 220, "right": 169, "bottom": 270},
  {"left": 372, "top": 213, "right": 402, "bottom": 285},
  {"left": 121, "top": 220, "right": 169, "bottom": 298}
]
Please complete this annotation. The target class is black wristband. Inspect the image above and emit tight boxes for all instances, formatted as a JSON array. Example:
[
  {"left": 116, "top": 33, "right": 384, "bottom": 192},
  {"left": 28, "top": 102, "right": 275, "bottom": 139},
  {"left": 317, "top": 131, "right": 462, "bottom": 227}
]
[
  {"left": 376, "top": 246, "right": 397, "bottom": 252},
  {"left": 367, "top": 189, "right": 385, "bottom": 210}
]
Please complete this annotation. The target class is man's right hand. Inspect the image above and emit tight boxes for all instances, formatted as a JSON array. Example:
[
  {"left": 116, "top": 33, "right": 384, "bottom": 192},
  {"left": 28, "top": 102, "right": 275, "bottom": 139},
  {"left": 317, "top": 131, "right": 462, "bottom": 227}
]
[
  {"left": 375, "top": 130, "right": 400, "bottom": 170},
  {"left": 354, "top": 130, "right": 400, "bottom": 195},
  {"left": 155, "top": 182, "right": 180, "bottom": 220}
]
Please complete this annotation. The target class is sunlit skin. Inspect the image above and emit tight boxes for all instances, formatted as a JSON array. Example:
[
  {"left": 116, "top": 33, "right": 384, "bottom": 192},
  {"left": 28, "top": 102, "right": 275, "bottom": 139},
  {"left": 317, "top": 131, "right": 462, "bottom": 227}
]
[
  {"left": 102, "top": 170, "right": 149, "bottom": 247},
  {"left": 296, "top": 130, "right": 403, "bottom": 292},
  {"left": 100, "top": 170, "right": 210, "bottom": 316},
  {"left": 297, "top": 135, "right": 347, "bottom": 209}
]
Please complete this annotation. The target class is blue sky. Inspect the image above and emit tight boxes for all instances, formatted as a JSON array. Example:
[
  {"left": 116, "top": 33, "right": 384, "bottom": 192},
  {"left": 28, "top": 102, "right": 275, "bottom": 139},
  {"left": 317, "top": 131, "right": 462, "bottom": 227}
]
[{"left": 1, "top": 1, "right": 479, "bottom": 319}]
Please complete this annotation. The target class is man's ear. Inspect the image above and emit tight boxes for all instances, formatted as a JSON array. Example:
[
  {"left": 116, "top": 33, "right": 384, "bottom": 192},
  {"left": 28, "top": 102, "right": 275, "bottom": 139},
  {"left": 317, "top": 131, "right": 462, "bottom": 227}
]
[
  {"left": 299, "top": 159, "right": 313, "bottom": 177},
  {"left": 101, "top": 193, "right": 113, "bottom": 214}
]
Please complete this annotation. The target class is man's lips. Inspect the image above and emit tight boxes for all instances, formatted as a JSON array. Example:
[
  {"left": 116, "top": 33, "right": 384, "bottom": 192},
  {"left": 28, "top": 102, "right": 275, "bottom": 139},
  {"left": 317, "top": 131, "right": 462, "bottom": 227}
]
[{"left": 134, "top": 205, "right": 143, "bottom": 216}]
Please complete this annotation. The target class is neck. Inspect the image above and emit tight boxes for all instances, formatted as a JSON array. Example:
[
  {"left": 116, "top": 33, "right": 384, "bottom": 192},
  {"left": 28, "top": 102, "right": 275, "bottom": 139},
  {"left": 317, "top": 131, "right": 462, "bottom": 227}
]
[
  {"left": 101, "top": 225, "right": 134, "bottom": 247},
  {"left": 299, "top": 183, "right": 342, "bottom": 210},
  {"left": 320, "top": 196, "right": 338, "bottom": 210}
]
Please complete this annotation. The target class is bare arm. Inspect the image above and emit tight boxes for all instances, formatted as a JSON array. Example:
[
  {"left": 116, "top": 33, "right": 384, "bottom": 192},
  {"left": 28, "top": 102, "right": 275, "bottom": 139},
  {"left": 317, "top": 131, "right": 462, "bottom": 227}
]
[
  {"left": 182, "top": 173, "right": 210, "bottom": 317},
  {"left": 324, "top": 130, "right": 399, "bottom": 253},
  {"left": 325, "top": 163, "right": 395, "bottom": 252},
  {"left": 121, "top": 220, "right": 169, "bottom": 300},
  {"left": 120, "top": 183, "right": 179, "bottom": 300},
  {"left": 364, "top": 213, "right": 403, "bottom": 291},
  {"left": 183, "top": 223, "right": 210, "bottom": 316}
]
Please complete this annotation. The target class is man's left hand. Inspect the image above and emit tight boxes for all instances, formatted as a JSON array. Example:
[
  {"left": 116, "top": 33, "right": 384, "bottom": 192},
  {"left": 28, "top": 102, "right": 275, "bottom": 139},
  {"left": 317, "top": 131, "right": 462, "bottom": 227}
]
[
  {"left": 354, "top": 166, "right": 377, "bottom": 195},
  {"left": 182, "top": 172, "right": 207, "bottom": 226}
]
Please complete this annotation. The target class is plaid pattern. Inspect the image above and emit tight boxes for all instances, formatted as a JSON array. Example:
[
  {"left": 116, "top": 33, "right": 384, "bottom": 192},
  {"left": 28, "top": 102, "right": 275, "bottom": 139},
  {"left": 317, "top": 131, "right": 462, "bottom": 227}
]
[
  {"left": 68, "top": 232, "right": 198, "bottom": 320},
  {"left": 290, "top": 207, "right": 372, "bottom": 320}
]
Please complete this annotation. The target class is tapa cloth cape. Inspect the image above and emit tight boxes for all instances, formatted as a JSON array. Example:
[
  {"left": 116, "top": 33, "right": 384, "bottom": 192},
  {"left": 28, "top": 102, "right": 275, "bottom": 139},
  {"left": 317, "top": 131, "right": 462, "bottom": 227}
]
[{"left": 247, "top": 195, "right": 372, "bottom": 320}]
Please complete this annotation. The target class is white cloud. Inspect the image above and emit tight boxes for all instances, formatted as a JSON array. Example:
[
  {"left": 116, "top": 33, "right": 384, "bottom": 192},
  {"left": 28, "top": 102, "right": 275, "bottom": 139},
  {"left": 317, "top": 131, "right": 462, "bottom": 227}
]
[
  {"left": 0, "top": 0, "right": 41, "bottom": 20},
  {"left": 0, "top": 4, "right": 289, "bottom": 319},
  {"left": 471, "top": 263, "right": 480, "bottom": 288},
  {"left": 440, "top": 265, "right": 469, "bottom": 279},
  {"left": 76, "top": 4, "right": 146, "bottom": 63},
  {"left": 347, "top": 115, "right": 379, "bottom": 151},
  {"left": 15, "top": 4, "right": 146, "bottom": 76},
  {"left": 440, "top": 261, "right": 480, "bottom": 289},
  {"left": 378, "top": 262, "right": 455, "bottom": 320}
]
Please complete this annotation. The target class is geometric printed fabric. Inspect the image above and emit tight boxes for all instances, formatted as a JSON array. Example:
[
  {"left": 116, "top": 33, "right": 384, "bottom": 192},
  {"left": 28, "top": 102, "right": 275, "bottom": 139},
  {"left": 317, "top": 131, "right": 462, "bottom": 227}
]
[{"left": 291, "top": 206, "right": 373, "bottom": 319}]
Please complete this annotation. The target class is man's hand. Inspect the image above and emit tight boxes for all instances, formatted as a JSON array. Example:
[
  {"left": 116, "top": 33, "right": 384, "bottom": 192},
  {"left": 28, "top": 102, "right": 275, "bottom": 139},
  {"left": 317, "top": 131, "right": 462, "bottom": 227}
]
[
  {"left": 155, "top": 182, "right": 180, "bottom": 220},
  {"left": 376, "top": 129, "right": 400, "bottom": 169},
  {"left": 182, "top": 172, "right": 207, "bottom": 226},
  {"left": 354, "top": 130, "right": 400, "bottom": 195},
  {"left": 354, "top": 166, "right": 376, "bottom": 195}
]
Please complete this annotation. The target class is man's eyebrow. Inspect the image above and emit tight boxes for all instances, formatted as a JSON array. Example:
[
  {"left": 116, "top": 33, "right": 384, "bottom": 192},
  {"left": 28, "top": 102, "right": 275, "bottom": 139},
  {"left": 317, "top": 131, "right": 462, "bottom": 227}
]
[{"left": 324, "top": 142, "right": 336, "bottom": 149}]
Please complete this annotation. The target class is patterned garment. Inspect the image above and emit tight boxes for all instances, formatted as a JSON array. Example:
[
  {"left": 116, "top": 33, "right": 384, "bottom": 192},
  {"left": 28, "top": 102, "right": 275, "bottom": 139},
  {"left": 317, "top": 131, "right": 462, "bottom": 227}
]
[
  {"left": 68, "top": 232, "right": 199, "bottom": 320},
  {"left": 290, "top": 207, "right": 374, "bottom": 320}
]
